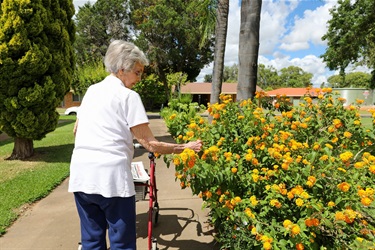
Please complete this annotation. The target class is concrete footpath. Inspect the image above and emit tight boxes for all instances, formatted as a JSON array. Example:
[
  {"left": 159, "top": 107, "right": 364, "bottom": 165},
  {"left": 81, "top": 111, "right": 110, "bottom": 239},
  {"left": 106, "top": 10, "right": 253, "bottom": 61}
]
[{"left": 0, "top": 116, "right": 219, "bottom": 250}]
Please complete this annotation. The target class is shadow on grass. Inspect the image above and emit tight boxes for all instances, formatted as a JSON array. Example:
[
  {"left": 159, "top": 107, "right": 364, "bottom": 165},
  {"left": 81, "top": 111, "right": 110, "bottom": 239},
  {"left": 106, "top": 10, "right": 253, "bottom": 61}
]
[
  {"left": 0, "top": 137, "right": 13, "bottom": 148},
  {"left": 0, "top": 119, "right": 76, "bottom": 148},
  {"left": 28, "top": 143, "right": 74, "bottom": 163}
]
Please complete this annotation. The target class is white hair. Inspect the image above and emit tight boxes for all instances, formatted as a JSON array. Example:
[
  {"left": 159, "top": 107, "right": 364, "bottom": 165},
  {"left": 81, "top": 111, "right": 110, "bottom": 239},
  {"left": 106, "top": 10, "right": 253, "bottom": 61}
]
[{"left": 104, "top": 40, "right": 149, "bottom": 73}]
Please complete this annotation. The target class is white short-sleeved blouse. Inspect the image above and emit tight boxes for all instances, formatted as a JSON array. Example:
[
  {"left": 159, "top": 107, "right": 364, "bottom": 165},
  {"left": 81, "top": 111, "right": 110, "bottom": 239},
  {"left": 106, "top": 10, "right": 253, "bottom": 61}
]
[{"left": 68, "top": 75, "right": 149, "bottom": 198}]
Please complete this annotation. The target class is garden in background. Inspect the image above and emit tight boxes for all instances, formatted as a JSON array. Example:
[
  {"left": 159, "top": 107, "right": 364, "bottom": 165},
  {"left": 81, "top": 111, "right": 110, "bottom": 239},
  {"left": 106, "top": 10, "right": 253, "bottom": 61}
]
[{"left": 161, "top": 88, "right": 375, "bottom": 249}]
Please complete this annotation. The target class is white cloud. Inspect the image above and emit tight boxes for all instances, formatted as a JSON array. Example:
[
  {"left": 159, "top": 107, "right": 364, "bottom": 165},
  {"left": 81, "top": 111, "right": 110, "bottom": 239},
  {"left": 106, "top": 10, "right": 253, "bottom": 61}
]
[
  {"left": 260, "top": 0, "right": 298, "bottom": 55},
  {"left": 279, "top": 42, "right": 309, "bottom": 51},
  {"left": 280, "top": 2, "right": 335, "bottom": 51}
]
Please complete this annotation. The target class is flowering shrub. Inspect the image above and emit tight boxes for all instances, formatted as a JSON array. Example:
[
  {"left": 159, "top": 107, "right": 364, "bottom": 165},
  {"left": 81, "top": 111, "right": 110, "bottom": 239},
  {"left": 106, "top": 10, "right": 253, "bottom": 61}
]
[
  {"left": 160, "top": 99, "right": 205, "bottom": 137},
  {"left": 163, "top": 88, "right": 375, "bottom": 249}
]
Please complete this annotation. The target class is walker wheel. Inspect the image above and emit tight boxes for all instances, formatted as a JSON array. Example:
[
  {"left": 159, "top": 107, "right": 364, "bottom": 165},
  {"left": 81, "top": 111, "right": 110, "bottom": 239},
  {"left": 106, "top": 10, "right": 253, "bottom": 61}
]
[
  {"left": 153, "top": 202, "right": 159, "bottom": 225},
  {"left": 152, "top": 237, "right": 158, "bottom": 250}
]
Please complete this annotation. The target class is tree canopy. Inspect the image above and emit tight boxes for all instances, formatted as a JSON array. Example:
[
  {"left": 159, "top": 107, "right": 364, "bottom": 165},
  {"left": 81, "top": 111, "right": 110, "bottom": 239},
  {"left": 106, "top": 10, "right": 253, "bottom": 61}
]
[
  {"left": 204, "top": 64, "right": 312, "bottom": 89},
  {"left": 74, "top": 0, "right": 131, "bottom": 65},
  {"left": 279, "top": 66, "right": 313, "bottom": 88},
  {"left": 257, "top": 64, "right": 280, "bottom": 90},
  {"left": 326, "top": 72, "right": 372, "bottom": 88},
  {"left": 73, "top": 0, "right": 215, "bottom": 101},
  {"left": 0, "top": 0, "right": 75, "bottom": 159},
  {"left": 322, "top": 0, "right": 375, "bottom": 88},
  {"left": 130, "top": 0, "right": 214, "bottom": 84}
]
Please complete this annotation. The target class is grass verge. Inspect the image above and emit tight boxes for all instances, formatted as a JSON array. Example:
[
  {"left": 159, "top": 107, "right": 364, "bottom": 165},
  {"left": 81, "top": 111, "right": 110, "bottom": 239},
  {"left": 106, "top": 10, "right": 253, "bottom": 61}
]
[{"left": 0, "top": 115, "right": 76, "bottom": 236}]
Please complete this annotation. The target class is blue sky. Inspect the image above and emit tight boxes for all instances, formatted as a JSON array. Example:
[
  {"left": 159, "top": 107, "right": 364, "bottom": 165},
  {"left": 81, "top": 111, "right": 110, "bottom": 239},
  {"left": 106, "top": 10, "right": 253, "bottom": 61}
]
[{"left": 73, "top": 0, "right": 369, "bottom": 86}]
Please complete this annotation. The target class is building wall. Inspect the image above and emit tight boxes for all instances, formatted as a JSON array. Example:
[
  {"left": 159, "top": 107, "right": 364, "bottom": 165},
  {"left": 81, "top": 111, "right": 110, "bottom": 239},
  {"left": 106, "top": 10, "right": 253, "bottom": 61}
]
[
  {"left": 62, "top": 92, "right": 81, "bottom": 108},
  {"left": 333, "top": 88, "right": 374, "bottom": 106}
]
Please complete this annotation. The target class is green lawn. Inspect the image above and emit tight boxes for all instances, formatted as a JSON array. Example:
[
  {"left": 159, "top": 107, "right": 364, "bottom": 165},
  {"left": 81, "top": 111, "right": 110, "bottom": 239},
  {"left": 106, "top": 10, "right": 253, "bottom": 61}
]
[
  {"left": 361, "top": 117, "right": 373, "bottom": 128},
  {"left": 0, "top": 115, "right": 76, "bottom": 235}
]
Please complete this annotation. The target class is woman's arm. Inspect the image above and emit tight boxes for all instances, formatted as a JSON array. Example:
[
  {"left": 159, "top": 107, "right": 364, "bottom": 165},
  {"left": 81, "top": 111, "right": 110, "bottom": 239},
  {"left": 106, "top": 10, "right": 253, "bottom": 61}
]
[{"left": 131, "top": 123, "right": 202, "bottom": 154}]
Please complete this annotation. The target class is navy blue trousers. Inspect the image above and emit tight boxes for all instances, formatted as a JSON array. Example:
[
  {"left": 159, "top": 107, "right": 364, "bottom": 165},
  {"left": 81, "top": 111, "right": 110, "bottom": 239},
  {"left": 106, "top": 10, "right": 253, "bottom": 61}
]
[{"left": 74, "top": 192, "right": 136, "bottom": 250}]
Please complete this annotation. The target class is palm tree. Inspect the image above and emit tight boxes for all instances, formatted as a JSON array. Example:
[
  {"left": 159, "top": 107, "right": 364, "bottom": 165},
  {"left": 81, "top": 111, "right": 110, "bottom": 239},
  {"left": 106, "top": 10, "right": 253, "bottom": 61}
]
[
  {"left": 237, "top": 0, "right": 262, "bottom": 101},
  {"left": 210, "top": 0, "right": 230, "bottom": 105}
]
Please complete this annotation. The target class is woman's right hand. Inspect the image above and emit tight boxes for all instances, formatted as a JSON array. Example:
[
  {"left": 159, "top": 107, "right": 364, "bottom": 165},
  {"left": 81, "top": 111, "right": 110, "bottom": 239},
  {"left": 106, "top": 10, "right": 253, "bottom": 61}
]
[{"left": 185, "top": 140, "right": 203, "bottom": 152}]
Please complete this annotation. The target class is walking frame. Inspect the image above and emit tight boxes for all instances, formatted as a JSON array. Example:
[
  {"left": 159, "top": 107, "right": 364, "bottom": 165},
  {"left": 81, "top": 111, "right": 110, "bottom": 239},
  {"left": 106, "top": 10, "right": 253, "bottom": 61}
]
[
  {"left": 135, "top": 152, "right": 159, "bottom": 250},
  {"left": 78, "top": 151, "right": 159, "bottom": 250}
]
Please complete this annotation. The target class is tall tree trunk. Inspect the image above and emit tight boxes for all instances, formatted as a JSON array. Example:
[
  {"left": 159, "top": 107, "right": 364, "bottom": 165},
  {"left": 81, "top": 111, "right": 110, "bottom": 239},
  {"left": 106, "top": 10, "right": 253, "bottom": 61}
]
[
  {"left": 210, "top": 0, "right": 229, "bottom": 105},
  {"left": 237, "top": 0, "right": 262, "bottom": 101},
  {"left": 7, "top": 138, "right": 34, "bottom": 160}
]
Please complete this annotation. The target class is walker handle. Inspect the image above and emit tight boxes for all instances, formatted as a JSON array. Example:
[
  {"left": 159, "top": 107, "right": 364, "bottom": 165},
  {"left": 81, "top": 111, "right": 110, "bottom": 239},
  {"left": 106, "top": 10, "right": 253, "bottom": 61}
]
[{"left": 148, "top": 152, "right": 155, "bottom": 160}]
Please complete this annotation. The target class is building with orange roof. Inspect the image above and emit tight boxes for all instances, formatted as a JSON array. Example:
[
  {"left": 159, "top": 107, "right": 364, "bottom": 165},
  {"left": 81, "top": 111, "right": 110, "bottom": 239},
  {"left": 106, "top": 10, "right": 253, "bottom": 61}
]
[
  {"left": 180, "top": 82, "right": 263, "bottom": 105},
  {"left": 266, "top": 87, "right": 320, "bottom": 106}
]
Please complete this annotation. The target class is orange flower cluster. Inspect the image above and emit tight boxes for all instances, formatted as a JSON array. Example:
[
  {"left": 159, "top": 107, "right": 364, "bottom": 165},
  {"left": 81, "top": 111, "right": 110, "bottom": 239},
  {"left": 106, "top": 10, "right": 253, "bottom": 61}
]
[
  {"left": 333, "top": 119, "right": 343, "bottom": 129},
  {"left": 222, "top": 196, "right": 242, "bottom": 210},
  {"left": 296, "top": 243, "right": 304, "bottom": 250},
  {"left": 305, "top": 218, "right": 320, "bottom": 227},
  {"left": 337, "top": 182, "right": 351, "bottom": 192},
  {"left": 287, "top": 185, "right": 308, "bottom": 200}
]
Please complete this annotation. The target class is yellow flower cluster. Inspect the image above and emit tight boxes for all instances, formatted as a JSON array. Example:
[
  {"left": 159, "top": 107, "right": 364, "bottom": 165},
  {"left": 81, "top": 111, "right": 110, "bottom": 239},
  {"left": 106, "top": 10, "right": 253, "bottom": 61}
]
[
  {"left": 173, "top": 148, "right": 197, "bottom": 170},
  {"left": 335, "top": 208, "right": 358, "bottom": 224},
  {"left": 358, "top": 187, "right": 374, "bottom": 207},
  {"left": 333, "top": 119, "right": 343, "bottom": 129},
  {"left": 244, "top": 207, "right": 255, "bottom": 219},
  {"left": 252, "top": 228, "right": 273, "bottom": 250},
  {"left": 219, "top": 94, "right": 233, "bottom": 104},
  {"left": 201, "top": 145, "right": 219, "bottom": 161},
  {"left": 306, "top": 176, "right": 316, "bottom": 187},
  {"left": 269, "top": 199, "right": 282, "bottom": 208},
  {"left": 283, "top": 220, "right": 301, "bottom": 237},
  {"left": 339, "top": 151, "right": 353, "bottom": 163},
  {"left": 354, "top": 152, "right": 375, "bottom": 175},
  {"left": 270, "top": 183, "right": 287, "bottom": 195},
  {"left": 250, "top": 195, "right": 259, "bottom": 206}
]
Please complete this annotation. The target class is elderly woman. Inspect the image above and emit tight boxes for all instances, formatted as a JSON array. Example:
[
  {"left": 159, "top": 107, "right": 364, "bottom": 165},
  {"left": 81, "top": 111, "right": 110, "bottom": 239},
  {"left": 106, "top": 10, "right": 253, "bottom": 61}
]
[{"left": 69, "top": 40, "right": 202, "bottom": 250}]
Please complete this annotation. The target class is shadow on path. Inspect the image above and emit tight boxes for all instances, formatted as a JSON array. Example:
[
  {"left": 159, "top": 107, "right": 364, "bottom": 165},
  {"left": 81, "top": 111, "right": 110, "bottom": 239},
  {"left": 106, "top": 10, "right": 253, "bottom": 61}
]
[{"left": 136, "top": 207, "right": 220, "bottom": 250}]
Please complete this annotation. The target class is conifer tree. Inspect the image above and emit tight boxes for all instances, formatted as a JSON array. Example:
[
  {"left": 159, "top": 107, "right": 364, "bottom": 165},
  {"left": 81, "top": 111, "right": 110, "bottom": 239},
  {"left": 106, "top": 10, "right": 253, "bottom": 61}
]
[{"left": 0, "top": 0, "right": 75, "bottom": 159}]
